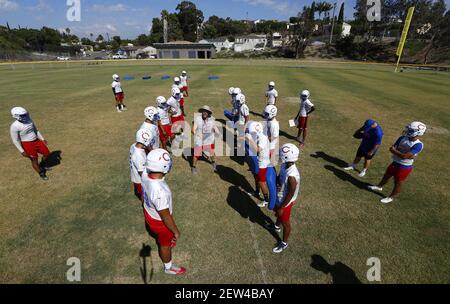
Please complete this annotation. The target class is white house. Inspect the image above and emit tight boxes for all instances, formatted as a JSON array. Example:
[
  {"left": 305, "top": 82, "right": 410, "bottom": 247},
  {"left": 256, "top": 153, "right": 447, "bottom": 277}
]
[
  {"left": 233, "top": 34, "right": 267, "bottom": 52},
  {"left": 199, "top": 37, "right": 232, "bottom": 52},
  {"left": 272, "top": 32, "right": 283, "bottom": 48}
]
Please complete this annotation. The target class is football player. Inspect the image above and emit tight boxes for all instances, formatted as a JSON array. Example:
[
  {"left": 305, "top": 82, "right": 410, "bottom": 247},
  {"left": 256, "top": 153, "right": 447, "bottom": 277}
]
[
  {"left": 156, "top": 96, "right": 173, "bottom": 150},
  {"left": 344, "top": 119, "right": 384, "bottom": 177},
  {"left": 263, "top": 105, "right": 280, "bottom": 163},
  {"left": 172, "top": 77, "right": 186, "bottom": 116},
  {"left": 180, "top": 70, "right": 189, "bottom": 97},
  {"left": 129, "top": 129, "right": 152, "bottom": 200},
  {"left": 266, "top": 81, "right": 278, "bottom": 105},
  {"left": 140, "top": 106, "right": 160, "bottom": 150},
  {"left": 141, "top": 149, "right": 186, "bottom": 275},
  {"left": 191, "top": 105, "right": 220, "bottom": 174},
  {"left": 295, "top": 90, "right": 315, "bottom": 147},
  {"left": 112, "top": 74, "right": 127, "bottom": 112},
  {"left": 270, "top": 143, "right": 301, "bottom": 254},
  {"left": 368, "top": 122, "right": 426, "bottom": 204},
  {"left": 224, "top": 87, "right": 241, "bottom": 123},
  {"left": 10, "top": 107, "right": 51, "bottom": 180}
]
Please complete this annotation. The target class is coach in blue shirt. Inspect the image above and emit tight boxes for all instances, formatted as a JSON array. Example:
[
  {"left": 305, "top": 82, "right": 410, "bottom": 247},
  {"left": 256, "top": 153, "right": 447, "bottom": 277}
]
[{"left": 344, "top": 119, "right": 384, "bottom": 177}]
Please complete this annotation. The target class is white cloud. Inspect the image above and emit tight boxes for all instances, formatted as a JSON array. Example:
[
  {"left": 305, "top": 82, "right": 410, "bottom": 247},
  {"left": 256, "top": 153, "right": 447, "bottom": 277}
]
[
  {"left": 92, "top": 3, "right": 128, "bottom": 12},
  {"left": 70, "top": 23, "right": 118, "bottom": 37},
  {"left": 0, "top": 0, "right": 18, "bottom": 11},
  {"left": 27, "top": 0, "right": 54, "bottom": 12}
]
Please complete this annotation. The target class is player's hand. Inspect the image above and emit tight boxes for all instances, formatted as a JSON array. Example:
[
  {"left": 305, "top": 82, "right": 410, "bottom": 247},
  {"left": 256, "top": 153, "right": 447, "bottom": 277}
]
[
  {"left": 21, "top": 152, "right": 29, "bottom": 158},
  {"left": 367, "top": 151, "right": 374, "bottom": 157},
  {"left": 390, "top": 146, "right": 397, "bottom": 153}
]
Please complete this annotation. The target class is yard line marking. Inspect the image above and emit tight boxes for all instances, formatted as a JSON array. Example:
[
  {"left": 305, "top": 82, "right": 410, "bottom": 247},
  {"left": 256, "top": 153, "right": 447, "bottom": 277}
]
[{"left": 248, "top": 220, "right": 268, "bottom": 284}]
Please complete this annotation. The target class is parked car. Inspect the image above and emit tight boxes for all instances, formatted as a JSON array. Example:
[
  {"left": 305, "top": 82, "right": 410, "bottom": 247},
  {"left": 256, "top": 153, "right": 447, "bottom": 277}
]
[
  {"left": 112, "top": 54, "right": 128, "bottom": 60},
  {"left": 56, "top": 56, "right": 70, "bottom": 61}
]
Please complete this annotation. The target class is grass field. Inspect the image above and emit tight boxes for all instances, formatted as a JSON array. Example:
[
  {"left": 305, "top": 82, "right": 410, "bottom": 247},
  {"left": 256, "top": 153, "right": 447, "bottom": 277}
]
[{"left": 0, "top": 59, "right": 449, "bottom": 284}]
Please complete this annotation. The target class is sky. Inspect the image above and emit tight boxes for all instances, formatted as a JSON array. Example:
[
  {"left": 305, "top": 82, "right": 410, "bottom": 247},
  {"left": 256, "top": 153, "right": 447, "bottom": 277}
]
[{"left": 0, "top": 0, "right": 449, "bottom": 39}]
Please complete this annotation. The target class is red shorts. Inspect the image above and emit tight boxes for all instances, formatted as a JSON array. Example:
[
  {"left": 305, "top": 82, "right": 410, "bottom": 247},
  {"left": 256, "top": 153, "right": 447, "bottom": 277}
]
[
  {"left": 194, "top": 144, "right": 215, "bottom": 159},
  {"left": 258, "top": 167, "right": 267, "bottom": 183},
  {"left": 144, "top": 211, "right": 176, "bottom": 248},
  {"left": 115, "top": 92, "right": 124, "bottom": 102},
  {"left": 180, "top": 97, "right": 185, "bottom": 108},
  {"left": 385, "top": 163, "right": 413, "bottom": 182},
  {"left": 297, "top": 116, "right": 309, "bottom": 130},
  {"left": 181, "top": 86, "right": 188, "bottom": 93},
  {"left": 171, "top": 115, "right": 185, "bottom": 125},
  {"left": 133, "top": 183, "right": 143, "bottom": 200},
  {"left": 274, "top": 203, "right": 295, "bottom": 224},
  {"left": 159, "top": 124, "right": 173, "bottom": 142},
  {"left": 21, "top": 140, "right": 50, "bottom": 159}
]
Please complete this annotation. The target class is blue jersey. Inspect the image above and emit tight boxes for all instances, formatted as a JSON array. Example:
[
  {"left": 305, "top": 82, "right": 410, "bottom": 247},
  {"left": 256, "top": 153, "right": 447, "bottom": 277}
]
[{"left": 359, "top": 125, "right": 383, "bottom": 153}]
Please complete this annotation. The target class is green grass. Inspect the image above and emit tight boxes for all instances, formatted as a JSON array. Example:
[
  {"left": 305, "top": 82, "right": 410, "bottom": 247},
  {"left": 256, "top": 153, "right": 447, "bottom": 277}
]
[{"left": 0, "top": 59, "right": 449, "bottom": 284}]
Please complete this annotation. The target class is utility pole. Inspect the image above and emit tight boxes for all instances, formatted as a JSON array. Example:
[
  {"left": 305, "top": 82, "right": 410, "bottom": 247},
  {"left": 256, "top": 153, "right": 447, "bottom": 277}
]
[
  {"left": 329, "top": 2, "right": 337, "bottom": 45},
  {"left": 163, "top": 17, "right": 168, "bottom": 43}
]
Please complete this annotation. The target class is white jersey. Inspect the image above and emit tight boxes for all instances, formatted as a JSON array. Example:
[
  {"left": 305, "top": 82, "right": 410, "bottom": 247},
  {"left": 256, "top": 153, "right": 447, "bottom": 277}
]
[
  {"left": 264, "top": 119, "right": 280, "bottom": 150},
  {"left": 10, "top": 120, "right": 44, "bottom": 153},
  {"left": 299, "top": 98, "right": 314, "bottom": 117},
  {"left": 237, "top": 104, "right": 250, "bottom": 125},
  {"left": 112, "top": 81, "right": 123, "bottom": 94},
  {"left": 157, "top": 106, "right": 171, "bottom": 126},
  {"left": 194, "top": 115, "right": 216, "bottom": 146},
  {"left": 278, "top": 163, "right": 300, "bottom": 207},
  {"left": 142, "top": 174, "right": 173, "bottom": 221},
  {"left": 180, "top": 75, "right": 188, "bottom": 86},
  {"left": 266, "top": 89, "right": 278, "bottom": 105},
  {"left": 172, "top": 84, "right": 184, "bottom": 97},
  {"left": 139, "top": 122, "right": 160, "bottom": 149},
  {"left": 257, "top": 134, "right": 271, "bottom": 169},
  {"left": 167, "top": 96, "right": 182, "bottom": 117},
  {"left": 392, "top": 136, "right": 424, "bottom": 167},
  {"left": 129, "top": 144, "right": 147, "bottom": 184}
]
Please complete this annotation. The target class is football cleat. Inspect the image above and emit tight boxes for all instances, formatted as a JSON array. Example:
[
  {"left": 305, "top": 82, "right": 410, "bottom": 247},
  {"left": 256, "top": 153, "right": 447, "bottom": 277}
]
[
  {"left": 273, "top": 242, "right": 288, "bottom": 253},
  {"left": 164, "top": 265, "right": 186, "bottom": 276}
]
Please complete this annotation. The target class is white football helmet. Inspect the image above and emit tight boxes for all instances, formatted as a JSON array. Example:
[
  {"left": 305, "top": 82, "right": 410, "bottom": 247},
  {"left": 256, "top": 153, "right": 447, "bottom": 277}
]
[
  {"left": 232, "top": 88, "right": 242, "bottom": 95},
  {"left": 279, "top": 143, "right": 300, "bottom": 163},
  {"left": 181, "top": 70, "right": 187, "bottom": 75},
  {"left": 11, "top": 107, "right": 30, "bottom": 122},
  {"left": 228, "top": 87, "right": 235, "bottom": 95},
  {"left": 263, "top": 105, "right": 278, "bottom": 119},
  {"left": 171, "top": 87, "right": 181, "bottom": 98},
  {"left": 156, "top": 96, "right": 167, "bottom": 108},
  {"left": 112, "top": 74, "right": 120, "bottom": 81},
  {"left": 174, "top": 77, "right": 180, "bottom": 83},
  {"left": 236, "top": 93, "right": 246, "bottom": 105},
  {"left": 146, "top": 148, "right": 173, "bottom": 174},
  {"left": 404, "top": 121, "right": 427, "bottom": 137},
  {"left": 247, "top": 121, "right": 263, "bottom": 136},
  {"left": 301, "top": 90, "right": 310, "bottom": 100},
  {"left": 144, "top": 106, "right": 160, "bottom": 122},
  {"left": 268, "top": 81, "right": 275, "bottom": 88},
  {"left": 136, "top": 129, "right": 153, "bottom": 147}
]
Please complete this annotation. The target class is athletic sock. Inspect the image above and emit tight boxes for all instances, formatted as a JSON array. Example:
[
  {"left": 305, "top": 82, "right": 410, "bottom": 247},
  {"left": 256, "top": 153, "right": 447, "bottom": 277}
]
[{"left": 164, "top": 261, "right": 173, "bottom": 270}]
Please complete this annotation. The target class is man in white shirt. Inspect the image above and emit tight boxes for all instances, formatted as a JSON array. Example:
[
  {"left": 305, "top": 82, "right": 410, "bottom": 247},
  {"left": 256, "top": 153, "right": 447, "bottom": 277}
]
[
  {"left": 141, "top": 149, "right": 186, "bottom": 275},
  {"left": 191, "top": 105, "right": 220, "bottom": 174},
  {"left": 10, "top": 107, "right": 51, "bottom": 180},
  {"left": 266, "top": 81, "right": 278, "bottom": 105},
  {"left": 130, "top": 129, "right": 152, "bottom": 200},
  {"left": 270, "top": 143, "right": 301, "bottom": 254},
  {"left": 180, "top": 70, "right": 189, "bottom": 97},
  {"left": 112, "top": 74, "right": 127, "bottom": 112},
  {"left": 295, "top": 90, "right": 315, "bottom": 147},
  {"left": 140, "top": 106, "right": 161, "bottom": 150},
  {"left": 263, "top": 105, "right": 280, "bottom": 163}
]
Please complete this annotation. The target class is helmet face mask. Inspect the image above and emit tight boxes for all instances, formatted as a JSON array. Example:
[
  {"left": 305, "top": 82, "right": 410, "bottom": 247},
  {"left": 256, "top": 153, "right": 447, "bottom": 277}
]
[{"left": 113, "top": 74, "right": 120, "bottom": 81}]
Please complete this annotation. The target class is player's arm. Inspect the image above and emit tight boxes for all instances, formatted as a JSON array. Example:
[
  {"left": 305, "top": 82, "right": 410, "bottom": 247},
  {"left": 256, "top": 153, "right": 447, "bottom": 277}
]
[
  {"left": 307, "top": 106, "right": 316, "bottom": 115},
  {"left": 389, "top": 147, "right": 415, "bottom": 159},
  {"left": 245, "top": 136, "right": 260, "bottom": 153},
  {"left": 158, "top": 209, "right": 181, "bottom": 240},
  {"left": 279, "top": 176, "right": 298, "bottom": 210},
  {"left": 368, "top": 144, "right": 380, "bottom": 156},
  {"left": 192, "top": 121, "right": 197, "bottom": 135},
  {"left": 10, "top": 125, "right": 27, "bottom": 156}
]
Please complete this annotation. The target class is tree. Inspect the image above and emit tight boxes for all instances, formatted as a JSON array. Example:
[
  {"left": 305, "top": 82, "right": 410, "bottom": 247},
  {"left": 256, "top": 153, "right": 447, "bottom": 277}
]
[
  {"left": 136, "top": 34, "right": 151, "bottom": 46},
  {"left": 289, "top": 4, "right": 316, "bottom": 58},
  {"left": 336, "top": 2, "right": 345, "bottom": 35},
  {"left": 96, "top": 34, "right": 104, "bottom": 42},
  {"left": 176, "top": 1, "right": 204, "bottom": 42}
]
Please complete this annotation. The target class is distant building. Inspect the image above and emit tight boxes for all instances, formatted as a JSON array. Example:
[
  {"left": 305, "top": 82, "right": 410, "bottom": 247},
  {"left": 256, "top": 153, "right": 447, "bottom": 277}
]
[
  {"left": 118, "top": 45, "right": 138, "bottom": 58},
  {"left": 199, "top": 37, "right": 232, "bottom": 52},
  {"left": 154, "top": 41, "right": 215, "bottom": 59},
  {"left": 271, "top": 32, "right": 283, "bottom": 48},
  {"left": 136, "top": 46, "right": 157, "bottom": 59},
  {"left": 233, "top": 34, "right": 267, "bottom": 52}
]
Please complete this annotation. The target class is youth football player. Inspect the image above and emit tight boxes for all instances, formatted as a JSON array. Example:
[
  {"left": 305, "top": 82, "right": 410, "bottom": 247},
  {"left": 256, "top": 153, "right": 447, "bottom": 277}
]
[
  {"left": 140, "top": 106, "right": 161, "bottom": 150},
  {"left": 263, "top": 105, "right": 280, "bottom": 163},
  {"left": 295, "top": 90, "right": 315, "bottom": 147},
  {"left": 156, "top": 96, "right": 173, "bottom": 150},
  {"left": 180, "top": 70, "right": 189, "bottom": 97},
  {"left": 368, "top": 122, "right": 426, "bottom": 204},
  {"left": 266, "top": 81, "right": 278, "bottom": 105},
  {"left": 129, "top": 129, "right": 152, "bottom": 200},
  {"left": 10, "top": 107, "right": 51, "bottom": 180},
  {"left": 344, "top": 119, "right": 384, "bottom": 177},
  {"left": 141, "top": 149, "right": 186, "bottom": 275},
  {"left": 112, "top": 74, "right": 127, "bottom": 112}
]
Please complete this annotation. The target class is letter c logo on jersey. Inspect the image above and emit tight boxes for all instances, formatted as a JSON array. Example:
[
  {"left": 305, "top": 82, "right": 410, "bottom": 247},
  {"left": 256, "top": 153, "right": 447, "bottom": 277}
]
[{"left": 142, "top": 132, "right": 150, "bottom": 140}]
